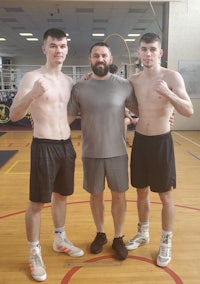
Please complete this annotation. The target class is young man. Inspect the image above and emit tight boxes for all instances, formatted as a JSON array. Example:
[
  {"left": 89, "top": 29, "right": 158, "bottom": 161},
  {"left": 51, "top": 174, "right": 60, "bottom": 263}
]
[
  {"left": 9, "top": 28, "right": 84, "bottom": 282},
  {"left": 68, "top": 42, "right": 137, "bottom": 260},
  {"left": 126, "top": 33, "right": 193, "bottom": 267}
]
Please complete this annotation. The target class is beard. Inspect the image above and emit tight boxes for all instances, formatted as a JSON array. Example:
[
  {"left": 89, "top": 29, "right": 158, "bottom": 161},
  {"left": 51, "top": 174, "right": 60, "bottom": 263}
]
[{"left": 91, "top": 63, "right": 109, "bottom": 77}]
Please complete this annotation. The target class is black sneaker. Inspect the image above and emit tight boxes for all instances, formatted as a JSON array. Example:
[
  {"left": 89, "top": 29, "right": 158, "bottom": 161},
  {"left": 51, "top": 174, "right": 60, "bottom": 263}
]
[
  {"left": 112, "top": 236, "right": 128, "bottom": 260},
  {"left": 90, "top": 232, "right": 108, "bottom": 254}
]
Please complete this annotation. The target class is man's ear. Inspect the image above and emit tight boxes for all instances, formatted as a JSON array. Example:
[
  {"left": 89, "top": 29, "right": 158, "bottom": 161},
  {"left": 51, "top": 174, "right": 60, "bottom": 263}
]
[
  {"left": 42, "top": 45, "right": 46, "bottom": 55},
  {"left": 160, "top": 48, "right": 164, "bottom": 58},
  {"left": 110, "top": 55, "right": 113, "bottom": 65}
]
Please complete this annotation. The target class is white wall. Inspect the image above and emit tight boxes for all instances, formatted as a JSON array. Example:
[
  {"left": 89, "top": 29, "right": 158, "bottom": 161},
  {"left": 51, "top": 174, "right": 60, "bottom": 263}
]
[{"left": 168, "top": 0, "right": 200, "bottom": 130}]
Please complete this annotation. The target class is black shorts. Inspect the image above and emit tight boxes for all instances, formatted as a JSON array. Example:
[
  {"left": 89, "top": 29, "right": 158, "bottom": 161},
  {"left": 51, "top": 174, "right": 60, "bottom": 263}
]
[
  {"left": 30, "top": 137, "right": 76, "bottom": 203},
  {"left": 130, "top": 132, "right": 176, "bottom": 192}
]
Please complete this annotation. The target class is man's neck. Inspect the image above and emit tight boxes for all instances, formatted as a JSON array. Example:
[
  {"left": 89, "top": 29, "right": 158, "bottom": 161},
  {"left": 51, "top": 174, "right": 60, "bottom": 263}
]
[
  {"left": 92, "top": 72, "right": 111, "bottom": 81},
  {"left": 42, "top": 63, "right": 62, "bottom": 77},
  {"left": 143, "top": 64, "right": 161, "bottom": 78}
]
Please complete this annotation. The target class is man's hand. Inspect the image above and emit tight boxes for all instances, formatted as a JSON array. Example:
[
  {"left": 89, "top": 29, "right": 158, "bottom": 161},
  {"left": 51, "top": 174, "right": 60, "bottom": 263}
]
[
  {"left": 154, "top": 80, "right": 170, "bottom": 98},
  {"left": 31, "top": 77, "right": 49, "bottom": 99},
  {"left": 82, "top": 72, "right": 93, "bottom": 81}
]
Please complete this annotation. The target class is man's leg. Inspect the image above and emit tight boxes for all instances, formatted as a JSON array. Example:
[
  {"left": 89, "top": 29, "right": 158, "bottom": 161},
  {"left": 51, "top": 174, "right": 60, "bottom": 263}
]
[
  {"left": 90, "top": 192, "right": 105, "bottom": 233},
  {"left": 126, "top": 187, "right": 150, "bottom": 250},
  {"left": 51, "top": 192, "right": 84, "bottom": 257},
  {"left": 90, "top": 192, "right": 108, "bottom": 254},
  {"left": 157, "top": 190, "right": 174, "bottom": 267},
  {"left": 111, "top": 191, "right": 128, "bottom": 260},
  {"left": 25, "top": 201, "right": 47, "bottom": 282},
  {"left": 111, "top": 191, "right": 126, "bottom": 237}
]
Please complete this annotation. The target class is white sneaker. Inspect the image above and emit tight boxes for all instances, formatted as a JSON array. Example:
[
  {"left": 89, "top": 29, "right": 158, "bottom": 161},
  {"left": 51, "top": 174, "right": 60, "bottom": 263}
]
[
  {"left": 126, "top": 233, "right": 149, "bottom": 250},
  {"left": 29, "top": 248, "right": 47, "bottom": 282},
  {"left": 157, "top": 234, "right": 172, "bottom": 267},
  {"left": 53, "top": 232, "right": 84, "bottom": 257},
  {"left": 126, "top": 223, "right": 149, "bottom": 250}
]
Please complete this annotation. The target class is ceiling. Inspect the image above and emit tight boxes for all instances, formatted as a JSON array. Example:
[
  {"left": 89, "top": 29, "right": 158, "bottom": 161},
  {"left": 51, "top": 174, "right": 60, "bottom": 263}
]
[{"left": 0, "top": 1, "right": 164, "bottom": 64}]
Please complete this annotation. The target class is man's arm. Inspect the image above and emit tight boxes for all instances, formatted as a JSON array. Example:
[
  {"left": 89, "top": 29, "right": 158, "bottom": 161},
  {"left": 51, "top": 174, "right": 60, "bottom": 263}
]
[
  {"left": 9, "top": 72, "right": 48, "bottom": 122},
  {"left": 9, "top": 72, "right": 36, "bottom": 122},
  {"left": 67, "top": 115, "right": 76, "bottom": 124},
  {"left": 154, "top": 72, "right": 193, "bottom": 117}
]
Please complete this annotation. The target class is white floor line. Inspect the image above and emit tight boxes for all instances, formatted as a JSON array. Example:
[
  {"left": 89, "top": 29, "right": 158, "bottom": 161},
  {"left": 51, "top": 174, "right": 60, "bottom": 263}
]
[{"left": 173, "top": 131, "right": 200, "bottom": 147}]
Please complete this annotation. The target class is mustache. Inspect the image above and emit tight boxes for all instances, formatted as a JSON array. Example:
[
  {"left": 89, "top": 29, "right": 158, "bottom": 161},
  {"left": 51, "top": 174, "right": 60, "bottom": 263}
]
[{"left": 95, "top": 62, "right": 106, "bottom": 67}]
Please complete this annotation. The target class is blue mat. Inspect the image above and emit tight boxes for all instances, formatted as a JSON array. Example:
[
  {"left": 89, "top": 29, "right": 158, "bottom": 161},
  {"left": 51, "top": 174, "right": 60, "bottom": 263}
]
[{"left": 0, "top": 150, "right": 18, "bottom": 167}]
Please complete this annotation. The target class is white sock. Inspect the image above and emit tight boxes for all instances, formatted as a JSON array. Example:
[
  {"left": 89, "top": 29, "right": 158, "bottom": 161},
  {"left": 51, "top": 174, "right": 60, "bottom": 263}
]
[
  {"left": 54, "top": 227, "right": 65, "bottom": 234},
  {"left": 28, "top": 241, "right": 40, "bottom": 253},
  {"left": 162, "top": 230, "right": 173, "bottom": 237}
]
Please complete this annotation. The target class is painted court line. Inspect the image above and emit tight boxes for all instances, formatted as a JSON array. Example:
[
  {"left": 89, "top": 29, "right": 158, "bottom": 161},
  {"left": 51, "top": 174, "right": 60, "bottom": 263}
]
[
  {"left": 187, "top": 151, "right": 200, "bottom": 160},
  {"left": 173, "top": 132, "right": 200, "bottom": 147},
  {"left": 5, "top": 160, "right": 29, "bottom": 174}
]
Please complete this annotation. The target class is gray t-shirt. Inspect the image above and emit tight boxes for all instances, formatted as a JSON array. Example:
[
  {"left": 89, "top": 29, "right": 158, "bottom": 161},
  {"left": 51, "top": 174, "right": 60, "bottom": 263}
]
[{"left": 68, "top": 74, "right": 136, "bottom": 158}]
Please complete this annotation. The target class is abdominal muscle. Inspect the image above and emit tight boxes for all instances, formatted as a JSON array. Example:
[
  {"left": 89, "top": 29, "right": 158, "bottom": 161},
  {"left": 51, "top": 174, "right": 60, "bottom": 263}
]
[{"left": 30, "top": 96, "right": 71, "bottom": 140}]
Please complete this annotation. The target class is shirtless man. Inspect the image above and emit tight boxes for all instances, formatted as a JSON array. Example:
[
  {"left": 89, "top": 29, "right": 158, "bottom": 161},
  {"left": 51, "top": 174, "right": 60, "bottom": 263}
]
[
  {"left": 125, "top": 33, "right": 193, "bottom": 267},
  {"left": 9, "top": 28, "right": 84, "bottom": 282}
]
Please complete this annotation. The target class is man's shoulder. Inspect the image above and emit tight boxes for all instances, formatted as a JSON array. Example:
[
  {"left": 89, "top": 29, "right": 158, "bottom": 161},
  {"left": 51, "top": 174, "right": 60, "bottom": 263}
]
[{"left": 22, "top": 68, "right": 42, "bottom": 80}]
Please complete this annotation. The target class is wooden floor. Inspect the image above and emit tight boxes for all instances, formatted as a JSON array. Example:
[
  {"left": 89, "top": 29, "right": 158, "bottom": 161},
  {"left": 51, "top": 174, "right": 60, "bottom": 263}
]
[{"left": 0, "top": 130, "right": 199, "bottom": 284}]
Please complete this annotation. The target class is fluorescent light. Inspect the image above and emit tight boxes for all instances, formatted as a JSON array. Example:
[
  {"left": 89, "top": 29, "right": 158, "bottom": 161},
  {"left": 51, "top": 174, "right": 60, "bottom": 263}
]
[
  {"left": 92, "top": 33, "right": 105, "bottom": 37},
  {"left": 26, "top": 38, "right": 39, "bottom": 41},
  {"left": 67, "top": 38, "right": 71, "bottom": 42},
  {"left": 0, "top": 38, "right": 6, "bottom": 41},
  {"left": 19, "top": 33, "right": 33, "bottom": 36},
  {"left": 124, "top": 39, "right": 136, "bottom": 42},
  {"left": 128, "top": 33, "right": 140, "bottom": 37}
]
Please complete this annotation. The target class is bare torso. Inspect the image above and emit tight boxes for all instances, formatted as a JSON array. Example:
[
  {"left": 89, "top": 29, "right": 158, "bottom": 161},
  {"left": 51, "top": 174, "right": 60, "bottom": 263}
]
[
  {"left": 129, "top": 67, "right": 174, "bottom": 136},
  {"left": 16, "top": 67, "right": 73, "bottom": 140}
]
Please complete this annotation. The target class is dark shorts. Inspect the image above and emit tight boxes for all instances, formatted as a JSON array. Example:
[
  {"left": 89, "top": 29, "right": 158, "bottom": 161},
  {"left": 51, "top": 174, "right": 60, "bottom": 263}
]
[
  {"left": 82, "top": 155, "right": 129, "bottom": 194},
  {"left": 130, "top": 132, "right": 176, "bottom": 193},
  {"left": 30, "top": 137, "right": 76, "bottom": 203}
]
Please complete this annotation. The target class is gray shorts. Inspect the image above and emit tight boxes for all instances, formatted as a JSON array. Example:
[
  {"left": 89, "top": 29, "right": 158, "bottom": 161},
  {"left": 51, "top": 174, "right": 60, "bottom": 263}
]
[{"left": 82, "top": 155, "right": 129, "bottom": 194}]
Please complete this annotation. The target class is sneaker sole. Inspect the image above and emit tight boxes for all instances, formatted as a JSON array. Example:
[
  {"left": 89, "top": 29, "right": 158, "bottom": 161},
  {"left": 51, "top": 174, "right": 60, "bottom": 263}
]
[
  {"left": 126, "top": 239, "right": 149, "bottom": 250},
  {"left": 53, "top": 244, "right": 84, "bottom": 257},
  {"left": 157, "top": 257, "right": 171, "bottom": 267},
  {"left": 31, "top": 273, "right": 47, "bottom": 282}
]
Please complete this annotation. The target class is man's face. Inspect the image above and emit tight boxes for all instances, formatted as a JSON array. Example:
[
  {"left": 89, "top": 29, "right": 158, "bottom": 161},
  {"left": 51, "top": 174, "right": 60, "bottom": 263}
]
[
  {"left": 42, "top": 36, "right": 68, "bottom": 65},
  {"left": 89, "top": 46, "right": 113, "bottom": 77},
  {"left": 137, "top": 40, "right": 163, "bottom": 68}
]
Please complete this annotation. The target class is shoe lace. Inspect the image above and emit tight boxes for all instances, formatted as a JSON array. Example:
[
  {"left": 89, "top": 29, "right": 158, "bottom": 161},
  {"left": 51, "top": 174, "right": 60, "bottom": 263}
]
[
  {"left": 63, "top": 238, "right": 73, "bottom": 246},
  {"left": 160, "top": 244, "right": 170, "bottom": 258},
  {"left": 115, "top": 236, "right": 125, "bottom": 247},
  {"left": 30, "top": 254, "right": 44, "bottom": 269},
  {"left": 161, "top": 234, "right": 172, "bottom": 244}
]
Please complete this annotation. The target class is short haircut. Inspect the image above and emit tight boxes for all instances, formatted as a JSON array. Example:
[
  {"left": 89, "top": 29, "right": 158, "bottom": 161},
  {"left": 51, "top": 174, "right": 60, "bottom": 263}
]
[
  {"left": 139, "top": 33, "right": 161, "bottom": 45},
  {"left": 89, "top": 42, "right": 111, "bottom": 55},
  {"left": 43, "top": 28, "right": 67, "bottom": 42}
]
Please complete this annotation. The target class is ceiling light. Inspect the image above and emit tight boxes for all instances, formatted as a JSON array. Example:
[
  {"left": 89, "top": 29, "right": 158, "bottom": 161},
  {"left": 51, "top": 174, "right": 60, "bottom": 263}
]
[
  {"left": 19, "top": 33, "right": 33, "bottom": 36},
  {"left": 92, "top": 33, "right": 105, "bottom": 37},
  {"left": 26, "top": 38, "right": 39, "bottom": 41},
  {"left": 66, "top": 33, "right": 69, "bottom": 36},
  {"left": 67, "top": 38, "right": 71, "bottom": 42},
  {"left": 0, "top": 38, "right": 6, "bottom": 41},
  {"left": 128, "top": 34, "right": 140, "bottom": 37},
  {"left": 124, "top": 39, "right": 136, "bottom": 42}
]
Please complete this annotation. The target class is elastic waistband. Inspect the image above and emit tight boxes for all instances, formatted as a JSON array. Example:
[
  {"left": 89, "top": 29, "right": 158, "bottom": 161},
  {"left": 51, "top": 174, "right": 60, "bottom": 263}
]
[
  {"left": 135, "top": 131, "right": 171, "bottom": 139},
  {"left": 33, "top": 137, "right": 71, "bottom": 144}
]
